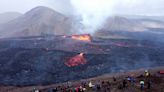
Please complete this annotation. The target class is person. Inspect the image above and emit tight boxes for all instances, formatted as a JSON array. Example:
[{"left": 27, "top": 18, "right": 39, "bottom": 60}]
[
  {"left": 48, "top": 88, "right": 58, "bottom": 92},
  {"left": 147, "top": 80, "right": 152, "bottom": 89},
  {"left": 140, "top": 80, "right": 144, "bottom": 90},
  {"left": 67, "top": 81, "right": 72, "bottom": 88},
  {"left": 35, "top": 90, "right": 39, "bottom": 92},
  {"left": 145, "top": 70, "right": 150, "bottom": 77},
  {"left": 70, "top": 88, "right": 76, "bottom": 92},
  {"left": 101, "top": 81, "right": 107, "bottom": 92},
  {"left": 118, "top": 83, "right": 123, "bottom": 90},
  {"left": 127, "top": 76, "right": 131, "bottom": 82},
  {"left": 54, "top": 88, "right": 58, "bottom": 92},
  {"left": 96, "top": 84, "right": 101, "bottom": 91},
  {"left": 89, "top": 81, "right": 94, "bottom": 88},
  {"left": 75, "top": 87, "right": 79, "bottom": 92},
  {"left": 131, "top": 77, "right": 136, "bottom": 86},
  {"left": 113, "top": 77, "right": 117, "bottom": 82},
  {"left": 79, "top": 86, "right": 85, "bottom": 92},
  {"left": 32, "top": 88, "right": 39, "bottom": 92},
  {"left": 123, "top": 79, "right": 127, "bottom": 88}
]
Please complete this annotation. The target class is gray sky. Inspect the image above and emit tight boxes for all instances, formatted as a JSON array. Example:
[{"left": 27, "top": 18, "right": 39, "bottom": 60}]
[{"left": 0, "top": 0, "right": 164, "bottom": 16}]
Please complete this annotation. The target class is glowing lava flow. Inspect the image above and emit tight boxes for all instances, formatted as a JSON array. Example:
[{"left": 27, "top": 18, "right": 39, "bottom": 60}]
[
  {"left": 65, "top": 53, "right": 87, "bottom": 67},
  {"left": 71, "top": 34, "right": 92, "bottom": 42}
]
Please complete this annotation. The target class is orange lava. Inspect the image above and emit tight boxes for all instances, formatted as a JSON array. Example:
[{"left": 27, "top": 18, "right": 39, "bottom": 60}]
[
  {"left": 71, "top": 34, "right": 92, "bottom": 42},
  {"left": 65, "top": 53, "right": 87, "bottom": 67}
]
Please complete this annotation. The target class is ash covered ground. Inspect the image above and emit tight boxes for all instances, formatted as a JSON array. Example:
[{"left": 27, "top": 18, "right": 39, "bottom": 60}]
[{"left": 0, "top": 36, "right": 164, "bottom": 86}]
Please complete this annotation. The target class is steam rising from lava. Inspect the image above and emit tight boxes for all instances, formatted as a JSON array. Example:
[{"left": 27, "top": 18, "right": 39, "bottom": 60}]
[
  {"left": 70, "top": 0, "right": 142, "bottom": 34},
  {"left": 71, "top": 0, "right": 114, "bottom": 34}
]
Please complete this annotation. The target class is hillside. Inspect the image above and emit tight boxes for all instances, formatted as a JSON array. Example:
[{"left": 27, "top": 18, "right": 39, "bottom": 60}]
[
  {"left": 0, "top": 6, "right": 73, "bottom": 38},
  {"left": 95, "top": 16, "right": 164, "bottom": 41},
  {"left": 0, "top": 12, "right": 22, "bottom": 24}
]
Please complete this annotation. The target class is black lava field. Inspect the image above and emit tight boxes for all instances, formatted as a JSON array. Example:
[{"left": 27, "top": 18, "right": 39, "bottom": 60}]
[{"left": 0, "top": 36, "right": 164, "bottom": 86}]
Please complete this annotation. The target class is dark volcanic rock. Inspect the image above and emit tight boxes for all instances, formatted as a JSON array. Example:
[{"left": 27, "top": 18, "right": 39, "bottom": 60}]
[{"left": 0, "top": 37, "right": 164, "bottom": 86}]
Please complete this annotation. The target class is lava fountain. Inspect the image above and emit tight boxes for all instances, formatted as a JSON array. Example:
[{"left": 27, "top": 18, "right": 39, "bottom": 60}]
[
  {"left": 71, "top": 34, "right": 92, "bottom": 42},
  {"left": 65, "top": 53, "right": 87, "bottom": 67}
]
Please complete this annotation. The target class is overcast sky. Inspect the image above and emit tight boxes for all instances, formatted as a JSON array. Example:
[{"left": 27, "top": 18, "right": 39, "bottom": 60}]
[{"left": 0, "top": 0, "right": 164, "bottom": 16}]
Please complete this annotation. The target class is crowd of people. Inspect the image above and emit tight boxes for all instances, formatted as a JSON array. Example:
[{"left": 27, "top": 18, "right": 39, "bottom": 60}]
[{"left": 32, "top": 70, "right": 163, "bottom": 92}]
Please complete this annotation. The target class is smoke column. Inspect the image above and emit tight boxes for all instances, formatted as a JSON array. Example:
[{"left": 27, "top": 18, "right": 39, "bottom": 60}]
[
  {"left": 71, "top": 0, "right": 115, "bottom": 34},
  {"left": 70, "top": 0, "right": 142, "bottom": 34}
]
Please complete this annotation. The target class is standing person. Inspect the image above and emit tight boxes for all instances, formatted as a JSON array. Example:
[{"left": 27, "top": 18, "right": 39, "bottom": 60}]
[
  {"left": 145, "top": 70, "right": 150, "bottom": 77},
  {"left": 127, "top": 76, "right": 131, "bottom": 82},
  {"left": 89, "top": 81, "right": 94, "bottom": 88},
  {"left": 75, "top": 87, "right": 79, "bottom": 92},
  {"left": 131, "top": 77, "right": 136, "bottom": 86},
  {"left": 140, "top": 80, "right": 144, "bottom": 90},
  {"left": 95, "top": 80, "right": 101, "bottom": 91},
  {"left": 147, "top": 80, "right": 152, "bottom": 89},
  {"left": 32, "top": 88, "right": 39, "bottom": 92},
  {"left": 113, "top": 77, "right": 117, "bottom": 82},
  {"left": 88, "top": 81, "right": 94, "bottom": 91},
  {"left": 101, "top": 81, "right": 106, "bottom": 92},
  {"left": 123, "top": 79, "right": 127, "bottom": 88},
  {"left": 54, "top": 87, "right": 58, "bottom": 92}
]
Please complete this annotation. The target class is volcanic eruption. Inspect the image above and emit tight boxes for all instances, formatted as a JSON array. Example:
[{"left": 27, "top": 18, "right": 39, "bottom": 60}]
[
  {"left": 71, "top": 34, "right": 92, "bottom": 42},
  {"left": 65, "top": 53, "right": 87, "bottom": 67}
]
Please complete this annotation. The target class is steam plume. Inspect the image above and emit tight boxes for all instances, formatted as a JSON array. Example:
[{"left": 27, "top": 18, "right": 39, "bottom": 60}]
[{"left": 70, "top": 0, "right": 142, "bottom": 34}]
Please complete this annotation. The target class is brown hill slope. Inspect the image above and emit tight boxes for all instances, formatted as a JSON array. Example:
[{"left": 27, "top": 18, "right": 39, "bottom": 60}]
[{"left": 0, "top": 6, "right": 73, "bottom": 38}]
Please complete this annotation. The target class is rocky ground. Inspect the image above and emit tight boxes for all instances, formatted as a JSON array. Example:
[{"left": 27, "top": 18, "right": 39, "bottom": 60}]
[
  {"left": 0, "top": 36, "right": 164, "bottom": 86},
  {"left": 0, "top": 66, "right": 163, "bottom": 92}
]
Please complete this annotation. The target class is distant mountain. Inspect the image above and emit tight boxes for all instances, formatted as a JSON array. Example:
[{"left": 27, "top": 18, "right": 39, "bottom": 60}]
[
  {"left": 122, "top": 15, "right": 164, "bottom": 22},
  {"left": 95, "top": 16, "right": 164, "bottom": 40},
  {"left": 0, "top": 7, "right": 164, "bottom": 39},
  {"left": 0, "top": 12, "right": 22, "bottom": 24},
  {"left": 139, "top": 19, "right": 164, "bottom": 29},
  {"left": 0, "top": 6, "right": 73, "bottom": 38},
  {"left": 102, "top": 16, "right": 146, "bottom": 32},
  {"left": 102, "top": 16, "right": 164, "bottom": 32}
]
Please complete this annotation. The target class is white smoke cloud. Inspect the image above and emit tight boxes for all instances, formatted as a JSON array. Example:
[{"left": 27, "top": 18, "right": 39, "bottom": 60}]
[
  {"left": 70, "top": 0, "right": 143, "bottom": 34},
  {"left": 71, "top": 0, "right": 115, "bottom": 34}
]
